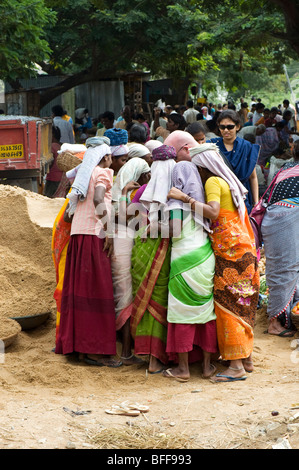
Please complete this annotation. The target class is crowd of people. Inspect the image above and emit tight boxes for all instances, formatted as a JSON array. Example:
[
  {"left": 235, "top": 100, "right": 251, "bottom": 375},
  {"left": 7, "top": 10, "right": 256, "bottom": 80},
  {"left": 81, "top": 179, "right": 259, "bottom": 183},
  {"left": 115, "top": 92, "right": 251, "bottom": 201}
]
[{"left": 48, "top": 96, "right": 299, "bottom": 383}]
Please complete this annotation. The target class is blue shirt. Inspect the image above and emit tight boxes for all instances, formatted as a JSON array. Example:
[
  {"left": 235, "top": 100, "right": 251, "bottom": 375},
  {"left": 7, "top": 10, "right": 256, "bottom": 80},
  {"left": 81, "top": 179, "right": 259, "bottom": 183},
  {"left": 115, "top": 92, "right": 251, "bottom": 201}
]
[{"left": 209, "top": 136, "right": 260, "bottom": 213}]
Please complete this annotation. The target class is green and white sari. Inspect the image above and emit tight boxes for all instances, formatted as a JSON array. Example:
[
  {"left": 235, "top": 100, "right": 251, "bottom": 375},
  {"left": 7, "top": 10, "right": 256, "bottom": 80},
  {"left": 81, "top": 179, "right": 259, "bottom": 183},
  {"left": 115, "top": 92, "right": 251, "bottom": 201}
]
[{"left": 168, "top": 211, "right": 216, "bottom": 324}]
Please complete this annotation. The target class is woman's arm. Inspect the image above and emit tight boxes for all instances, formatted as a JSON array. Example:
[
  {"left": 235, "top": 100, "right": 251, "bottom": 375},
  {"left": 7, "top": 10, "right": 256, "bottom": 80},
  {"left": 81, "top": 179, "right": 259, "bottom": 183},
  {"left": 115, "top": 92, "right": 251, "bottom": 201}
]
[
  {"left": 249, "top": 168, "right": 259, "bottom": 206},
  {"left": 167, "top": 187, "right": 220, "bottom": 220},
  {"left": 118, "top": 181, "right": 141, "bottom": 225},
  {"left": 94, "top": 185, "right": 108, "bottom": 228},
  {"left": 94, "top": 185, "right": 114, "bottom": 256}
]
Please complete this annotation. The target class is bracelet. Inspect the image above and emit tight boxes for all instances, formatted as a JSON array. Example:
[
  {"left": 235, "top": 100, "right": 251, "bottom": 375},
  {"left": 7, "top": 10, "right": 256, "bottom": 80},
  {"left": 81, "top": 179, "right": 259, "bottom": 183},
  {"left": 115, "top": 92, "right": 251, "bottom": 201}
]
[
  {"left": 104, "top": 230, "right": 114, "bottom": 237},
  {"left": 185, "top": 195, "right": 192, "bottom": 203},
  {"left": 120, "top": 196, "right": 128, "bottom": 203}
]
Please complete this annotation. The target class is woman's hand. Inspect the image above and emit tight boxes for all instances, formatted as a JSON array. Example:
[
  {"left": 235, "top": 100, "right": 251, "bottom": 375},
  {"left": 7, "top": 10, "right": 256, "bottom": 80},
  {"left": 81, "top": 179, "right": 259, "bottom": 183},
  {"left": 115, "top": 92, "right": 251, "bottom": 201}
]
[
  {"left": 103, "top": 236, "right": 113, "bottom": 257},
  {"left": 63, "top": 203, "right": 73, "bottom": 223},
  {"left": 122, "top": 181, "right": 140, "bottom": 194},
  {"left": 167, "top": 187, "right": 186, "bottom": 202}
]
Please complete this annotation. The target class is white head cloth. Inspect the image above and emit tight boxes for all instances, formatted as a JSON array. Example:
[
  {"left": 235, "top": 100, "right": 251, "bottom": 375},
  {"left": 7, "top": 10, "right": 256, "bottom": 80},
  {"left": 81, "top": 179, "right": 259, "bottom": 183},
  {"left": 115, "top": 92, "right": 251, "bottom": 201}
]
[
  {"left": 189, "top": 143, "right": 248, "bottom": 221},
  {"left": 112, "top": 158, "right": 151, "bottom": 203},
  {"left": 111, "top": 145, "right": 129, "bottom": 156},
  {"left": 140, "top": 159, "right": 176, "bottom": 223},
  {"left": 145, "top": 140, "right": 163, "bottom": 154},
  {"left": 127, "top": 143, "right": 150, "bottom": 159},
  {"left": 66, "top": 137, "right": 111, "bottom": 216}
]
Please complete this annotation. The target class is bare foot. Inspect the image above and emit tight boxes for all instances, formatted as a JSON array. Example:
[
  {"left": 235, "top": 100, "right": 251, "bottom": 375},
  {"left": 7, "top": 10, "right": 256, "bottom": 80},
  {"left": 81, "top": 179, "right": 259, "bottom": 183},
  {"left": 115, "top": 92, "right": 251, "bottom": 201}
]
[
  {"left": 211, "top": 366, "right": 247, "bottom": 382},
  {"left": 202, "top": 363, "right": 217, "bottom": 379},
  {"left": 267, "top": 318, "right": 295, "bottom": 337},
  {"left": 85, "top": 354, "right": 122, "bottom": 367},
  {"left": 147, "top": 355, "right": 165, "bottom": 373},
  {"left": 243, "top": 356, "right": 254, "bottom": 373},
  {"left": 120, "top": 354, "right": 146, "bottom": 366},
  {"left": 211, "top": 359, "right": 247, "bottom": 383},
  {"left": 162, "top": 366, "right": 190, "bottom": 382}
]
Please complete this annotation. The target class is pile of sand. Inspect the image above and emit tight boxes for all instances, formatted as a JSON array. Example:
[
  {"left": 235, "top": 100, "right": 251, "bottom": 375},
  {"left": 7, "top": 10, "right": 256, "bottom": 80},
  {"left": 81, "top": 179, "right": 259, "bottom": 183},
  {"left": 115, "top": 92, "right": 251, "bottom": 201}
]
[
  {"left": 0, "top": 318, "right": 21, "bottom": 340},
  {"left": 0, "top": 185, "right": 65, "bottom": 320}
]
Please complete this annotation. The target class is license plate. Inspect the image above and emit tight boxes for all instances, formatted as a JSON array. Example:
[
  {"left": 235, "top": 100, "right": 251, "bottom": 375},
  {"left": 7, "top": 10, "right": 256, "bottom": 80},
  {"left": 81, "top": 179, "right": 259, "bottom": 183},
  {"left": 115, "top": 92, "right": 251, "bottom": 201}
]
[{"left": 0, "top": 144, "right": 24, "bottom": 159}]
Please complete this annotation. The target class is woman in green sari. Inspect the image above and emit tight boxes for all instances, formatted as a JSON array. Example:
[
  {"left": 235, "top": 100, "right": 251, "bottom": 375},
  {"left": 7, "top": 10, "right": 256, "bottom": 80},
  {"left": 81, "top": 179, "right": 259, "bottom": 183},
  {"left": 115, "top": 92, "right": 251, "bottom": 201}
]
[
  {"left": 130, "top": 145, "right": 176, "bottom": 373},
  {"left": 163, "top": 160, "right": 218, "bottom": 382}
]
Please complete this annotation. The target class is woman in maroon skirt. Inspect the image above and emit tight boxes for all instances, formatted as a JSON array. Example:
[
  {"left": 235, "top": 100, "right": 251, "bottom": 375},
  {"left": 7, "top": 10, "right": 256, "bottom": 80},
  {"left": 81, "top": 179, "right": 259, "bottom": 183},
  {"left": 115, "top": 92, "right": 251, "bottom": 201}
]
[{"left": 55, "top": 137, "right": 122, "bottom": 367}]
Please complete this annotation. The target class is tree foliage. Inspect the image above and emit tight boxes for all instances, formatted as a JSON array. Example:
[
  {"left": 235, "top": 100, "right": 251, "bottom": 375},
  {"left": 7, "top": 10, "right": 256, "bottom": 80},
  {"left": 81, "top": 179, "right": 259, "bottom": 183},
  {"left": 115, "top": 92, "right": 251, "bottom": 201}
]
[
  {"left": 1, "top": 0, "right": 299, "bottom": 106},
  {"left": 187, "top": 0, "right": 298, "bottom": 92},
  {"left": 0, "top": 0, "right": 55, "bottom": 82}
]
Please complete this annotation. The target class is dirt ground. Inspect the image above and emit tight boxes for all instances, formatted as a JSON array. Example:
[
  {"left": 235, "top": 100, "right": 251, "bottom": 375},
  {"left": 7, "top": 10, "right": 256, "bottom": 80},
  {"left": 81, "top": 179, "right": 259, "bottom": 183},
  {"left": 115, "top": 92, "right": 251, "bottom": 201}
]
[{"left": 0, "top": 185, "right": 298, "bottom": 450}]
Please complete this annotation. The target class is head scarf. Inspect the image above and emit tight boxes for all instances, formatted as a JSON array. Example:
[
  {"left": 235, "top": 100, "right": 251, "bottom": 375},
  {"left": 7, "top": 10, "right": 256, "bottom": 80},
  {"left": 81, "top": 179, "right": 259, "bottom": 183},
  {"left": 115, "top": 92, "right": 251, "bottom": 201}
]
[
  {"left": 189, "top": 143, "right": 248, "bottom": 221},
  {"left": 66, "top": 138, "right": 111, "bottom": 216},
  {"left": 86, "top": 136, "right": 110, "bottom": 147},
  {"left": 111, "top": 145, "right": 129, "bottom": 157},
  {"left": 164, "top": 130, "right": 199, "bottom": 154},
  {"left": 152, "top": 144, "right": 176, "bottom": 161},
  {"left": 104, "top": 128, "right": 128, "bottom": 145},
  {"left": 140, "top": 158, "right": 176, "bottom": 224},
  {"left": 127, "top": 143, "right": 150, "bottom": 159},
  {"left": 165, "top": 161, "right": 211, "bottom": 232},
  {"left": 112, "top": 158, "right": 151, "bottom": 203},
  {"left": 145, "top": 140, "right": 163, "bottom": 154}
]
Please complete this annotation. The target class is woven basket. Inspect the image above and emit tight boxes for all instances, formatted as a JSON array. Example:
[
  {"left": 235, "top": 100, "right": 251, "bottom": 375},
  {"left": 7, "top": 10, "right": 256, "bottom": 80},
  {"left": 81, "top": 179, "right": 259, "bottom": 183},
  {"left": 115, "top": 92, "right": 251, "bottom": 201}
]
[{"left": 56, "top": 151, "right": 82, "bottom": 172}]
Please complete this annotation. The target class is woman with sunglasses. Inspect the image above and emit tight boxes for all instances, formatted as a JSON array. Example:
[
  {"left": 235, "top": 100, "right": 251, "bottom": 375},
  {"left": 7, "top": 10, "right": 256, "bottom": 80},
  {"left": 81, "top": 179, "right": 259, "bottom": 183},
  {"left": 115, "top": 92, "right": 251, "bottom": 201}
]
[{"left": 209, "top": 110, "right": 260, "bottom": 214}]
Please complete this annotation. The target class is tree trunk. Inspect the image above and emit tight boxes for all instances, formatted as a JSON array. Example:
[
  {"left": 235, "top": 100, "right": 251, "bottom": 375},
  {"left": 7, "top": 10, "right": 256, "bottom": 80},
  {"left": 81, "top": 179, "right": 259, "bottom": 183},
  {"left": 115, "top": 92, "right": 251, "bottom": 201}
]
[
  {"left": 270, "top": 0, "right": 299, "bottom": 56},
  {"left": 39, "top": 67, "right": 119, "bottom": 109}
]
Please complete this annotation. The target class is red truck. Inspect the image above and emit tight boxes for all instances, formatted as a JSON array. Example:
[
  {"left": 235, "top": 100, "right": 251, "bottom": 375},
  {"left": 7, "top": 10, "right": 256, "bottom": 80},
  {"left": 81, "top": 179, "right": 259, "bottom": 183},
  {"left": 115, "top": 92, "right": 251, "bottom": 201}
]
[{"left": 0, "top": 115, "right": 52, "bottom": 192}]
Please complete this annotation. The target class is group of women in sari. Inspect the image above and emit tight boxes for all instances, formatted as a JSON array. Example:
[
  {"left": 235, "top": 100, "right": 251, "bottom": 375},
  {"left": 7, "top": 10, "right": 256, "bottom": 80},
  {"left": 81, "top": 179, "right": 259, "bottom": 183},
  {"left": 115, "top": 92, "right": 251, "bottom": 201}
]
[
  {"left": 51, "top": 107, "right": 298, "bottom": 384},
  {"left": 51, "top": 110, "right": 262, "bottom": 384}
]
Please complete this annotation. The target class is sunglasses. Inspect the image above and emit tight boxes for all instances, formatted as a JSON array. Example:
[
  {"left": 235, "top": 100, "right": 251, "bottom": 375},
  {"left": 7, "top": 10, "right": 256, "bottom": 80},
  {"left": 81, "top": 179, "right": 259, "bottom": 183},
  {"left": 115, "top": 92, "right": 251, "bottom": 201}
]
[{"left": 219, "top": 124, "right": 236, "bottom": 130}]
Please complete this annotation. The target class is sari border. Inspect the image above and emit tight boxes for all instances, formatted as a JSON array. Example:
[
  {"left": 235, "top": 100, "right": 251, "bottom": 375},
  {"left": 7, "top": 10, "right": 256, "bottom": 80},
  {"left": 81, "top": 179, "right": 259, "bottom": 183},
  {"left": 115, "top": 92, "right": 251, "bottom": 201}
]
[
  {"left": 131, "top": 237, "right": 169, "bottom": 338},
  {"left": 214, "top": 300, "right": 254, "bottom": 334}
]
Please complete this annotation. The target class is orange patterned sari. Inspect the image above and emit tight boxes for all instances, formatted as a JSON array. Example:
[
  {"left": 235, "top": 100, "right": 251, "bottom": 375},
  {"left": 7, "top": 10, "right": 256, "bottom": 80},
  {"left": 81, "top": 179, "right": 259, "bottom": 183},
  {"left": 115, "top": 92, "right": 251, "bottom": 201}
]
[
  {"left": 209, "top": 209, "right": 259, "bottom": 360},
  {"left": 51, "top": 152, "right": 85, "bottom": 341},
  {"left": 51, "top": 198, "right": 72, "bottom": 341}
]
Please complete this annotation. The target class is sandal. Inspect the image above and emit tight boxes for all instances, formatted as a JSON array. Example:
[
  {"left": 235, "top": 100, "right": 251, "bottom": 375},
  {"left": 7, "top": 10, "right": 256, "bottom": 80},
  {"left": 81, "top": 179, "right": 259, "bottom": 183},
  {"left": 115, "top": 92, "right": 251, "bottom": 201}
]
[
  {"left": 84, "top": 357, "right": 123, "bottom": 367},
  {"left": 105, "top": 405, "right": 140, "bottom": 417},
  {"left": 121, "top": 401, "right": 149, "bottom": 413},
  {"left": 162, "top": 368, "right": 189, "bottom": 383},
  {"left": 120, "top": 354, "right": 146, "bottom": 366}
]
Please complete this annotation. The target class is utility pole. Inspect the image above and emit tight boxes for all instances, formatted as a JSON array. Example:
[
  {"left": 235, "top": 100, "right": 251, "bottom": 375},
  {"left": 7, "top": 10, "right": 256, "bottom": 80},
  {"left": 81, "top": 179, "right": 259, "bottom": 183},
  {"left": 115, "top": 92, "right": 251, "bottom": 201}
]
[{"left": 283, "top": 64, "right": 296, "bottom": 102}]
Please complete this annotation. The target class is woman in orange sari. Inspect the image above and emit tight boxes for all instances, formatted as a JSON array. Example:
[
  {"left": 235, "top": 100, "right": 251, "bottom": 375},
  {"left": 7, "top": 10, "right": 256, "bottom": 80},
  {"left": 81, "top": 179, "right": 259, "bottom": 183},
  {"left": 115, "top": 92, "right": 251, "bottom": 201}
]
[
  {"left": 168, "top": 143, "right": 259, "bottom": 382},
  {"left": 51, "top": 147, "right": 89, "bottom": 343},
  {"left": 52, "top": 199, "right": 72, "bottom": 342}
]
